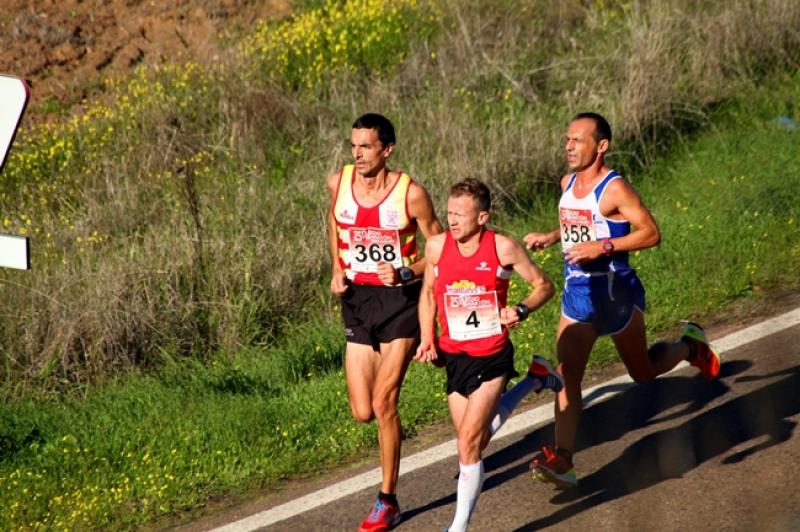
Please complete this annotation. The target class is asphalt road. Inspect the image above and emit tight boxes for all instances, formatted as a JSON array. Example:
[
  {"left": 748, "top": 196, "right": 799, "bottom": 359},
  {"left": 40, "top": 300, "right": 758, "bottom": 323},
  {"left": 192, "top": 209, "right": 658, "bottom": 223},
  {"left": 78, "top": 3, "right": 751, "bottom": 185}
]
[{"left": 193, "top": 309, "right": 800, "bottom": 532}]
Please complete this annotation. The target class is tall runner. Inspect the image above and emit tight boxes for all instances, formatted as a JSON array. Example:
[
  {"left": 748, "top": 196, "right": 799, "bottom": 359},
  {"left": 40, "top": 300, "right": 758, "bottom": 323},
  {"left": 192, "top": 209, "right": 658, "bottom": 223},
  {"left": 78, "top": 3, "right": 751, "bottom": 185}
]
[
  {"left": 327, "top": 113, "right": 443, "bottom": 531},
  {"left": 415, "top": 178, "right": 560, "bottom": 531},
  {"left": 523, "top": 112, "right": 721, "bottom": 488}
]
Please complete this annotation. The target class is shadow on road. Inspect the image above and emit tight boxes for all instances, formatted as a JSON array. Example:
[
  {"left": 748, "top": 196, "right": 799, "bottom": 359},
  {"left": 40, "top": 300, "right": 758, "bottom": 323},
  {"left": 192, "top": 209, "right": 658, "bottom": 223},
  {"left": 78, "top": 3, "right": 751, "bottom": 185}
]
[
  {"left": 402, "top": 360, "right": 800, "bottom": 528},
  {"left": 512, "top": 361, "right": 800, "bottom": 530}
]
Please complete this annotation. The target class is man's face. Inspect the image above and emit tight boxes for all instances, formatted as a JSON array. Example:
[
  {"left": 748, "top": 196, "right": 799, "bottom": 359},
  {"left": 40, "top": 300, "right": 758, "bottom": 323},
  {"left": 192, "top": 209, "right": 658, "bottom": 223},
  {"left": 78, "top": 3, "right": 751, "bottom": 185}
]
[
  {"left": 565, "top": 118, "right": 605, "bottom": 171},
  {"left": 351, "top": 127, "right": 392, "bottom": 178},
  {"left": 447, "top": 194, "right": 487, "bottom": 242}
]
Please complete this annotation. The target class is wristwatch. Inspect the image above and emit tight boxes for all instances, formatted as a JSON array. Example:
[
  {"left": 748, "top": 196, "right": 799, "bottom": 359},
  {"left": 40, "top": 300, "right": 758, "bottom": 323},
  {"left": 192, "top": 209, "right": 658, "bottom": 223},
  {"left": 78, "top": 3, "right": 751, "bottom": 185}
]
[
  {"left": 514, "top": 303, "right": 530, "bottom": 322},
  {"left": 398, "top": 266, "right": 415, "bottom": 284},
  {"left": 601, "top": 238, "right": 615, "bottom": 256}
]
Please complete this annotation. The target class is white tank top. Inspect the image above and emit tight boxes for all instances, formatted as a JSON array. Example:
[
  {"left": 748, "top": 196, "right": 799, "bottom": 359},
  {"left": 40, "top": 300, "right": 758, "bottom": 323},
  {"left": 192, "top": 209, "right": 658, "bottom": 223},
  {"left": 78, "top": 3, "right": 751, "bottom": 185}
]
[{"left": 558, "top": 170, "right": 631, "bottom": 278}]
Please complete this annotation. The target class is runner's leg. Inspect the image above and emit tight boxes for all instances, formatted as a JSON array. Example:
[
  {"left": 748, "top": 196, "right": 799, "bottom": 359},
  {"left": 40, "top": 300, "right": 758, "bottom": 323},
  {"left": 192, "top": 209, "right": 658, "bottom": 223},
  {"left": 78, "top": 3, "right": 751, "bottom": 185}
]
[
  {"left": 555, "top": 316, "right": 596, "bottom": 454},
  {"left": 613, "top": 309, "right": 689, "bottom": 382},
  {"left": 345, "top": 342, "right": 380, "bottom": 422},
  {"left": 373, "top": 337, "right": 416, "bottom": 495},
  {"left": 449, "top": 375, "right": 506, "bottom": 532}
]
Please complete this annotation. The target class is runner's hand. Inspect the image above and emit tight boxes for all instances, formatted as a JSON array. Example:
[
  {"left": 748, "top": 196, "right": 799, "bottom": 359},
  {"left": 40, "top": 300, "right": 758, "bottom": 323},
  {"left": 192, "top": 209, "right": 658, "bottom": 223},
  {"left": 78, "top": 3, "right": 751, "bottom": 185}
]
[
  {"left": 524, "top": 232, "right": 557, "bottom": 251},
  {"left": 414, "top": 340, "right": 438, "bottom": 364},
  {"left": 564, "top": 241, "right": 604, "bottom": 265},
  {"left": 330, "top": 269, "right": 347, "bottom": 296},
  {"left": 500, "top": 306, "right": 521, "bottom": 328},
  {"left": 376, "top": 261, "right": 398, "bottom": 286}
]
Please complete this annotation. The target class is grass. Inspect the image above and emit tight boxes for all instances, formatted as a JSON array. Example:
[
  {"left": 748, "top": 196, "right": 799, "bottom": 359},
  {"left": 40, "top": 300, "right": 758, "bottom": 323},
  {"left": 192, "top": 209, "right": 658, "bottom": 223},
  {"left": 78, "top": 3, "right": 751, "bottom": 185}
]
[{"left": 0, "top": 0, "right": 799, "bottom": 528}]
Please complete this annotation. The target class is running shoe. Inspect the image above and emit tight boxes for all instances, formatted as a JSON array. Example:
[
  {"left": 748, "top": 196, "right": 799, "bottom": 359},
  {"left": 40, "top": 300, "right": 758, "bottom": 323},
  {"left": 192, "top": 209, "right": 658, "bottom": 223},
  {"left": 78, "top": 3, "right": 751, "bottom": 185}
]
[
  {"left": 530, "top": 445, "right": 577, "bottom": 489},
  {"left": 681, "top": 321, "right": 720, "bottom": 380},
  {"left": 528, "top": 355, "right": 564, "bottom": 393},
  {"left": 358, "top": 498, "right": 402, "bottom": 531}
]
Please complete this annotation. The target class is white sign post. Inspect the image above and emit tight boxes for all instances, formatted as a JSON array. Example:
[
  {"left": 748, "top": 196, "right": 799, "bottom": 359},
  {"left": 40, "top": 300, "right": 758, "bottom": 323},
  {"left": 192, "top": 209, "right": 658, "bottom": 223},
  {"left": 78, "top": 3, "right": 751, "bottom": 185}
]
[{"left": 0, "top": 74, "right": 31, "bottom": 270}]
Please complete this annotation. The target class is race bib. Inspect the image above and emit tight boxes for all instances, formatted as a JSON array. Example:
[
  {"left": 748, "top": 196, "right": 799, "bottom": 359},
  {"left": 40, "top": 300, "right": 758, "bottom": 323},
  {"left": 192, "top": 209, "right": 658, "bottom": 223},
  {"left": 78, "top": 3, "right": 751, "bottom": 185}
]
[
  {"left": 348, "top": 227, "right": 402, "bottom": 272},
  {"left": 444, "top": 290, "right": 501, "bottom": 341},
  {"left": 559, "top": 207, "right": 595, "bottom": 250}
]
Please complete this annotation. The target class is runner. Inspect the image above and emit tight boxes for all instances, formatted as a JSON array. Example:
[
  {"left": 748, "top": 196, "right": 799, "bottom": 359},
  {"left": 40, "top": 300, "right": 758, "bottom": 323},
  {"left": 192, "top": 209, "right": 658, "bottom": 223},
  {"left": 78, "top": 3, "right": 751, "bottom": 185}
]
[
  {"left": 523, "top": 112, "right": 721, "bottom": 488},
  {"left": 415, "top": 178, "right": 560, "bottom": 531},
  {"left": 327, "top": 113, "right": 443, "bottom": 531}
]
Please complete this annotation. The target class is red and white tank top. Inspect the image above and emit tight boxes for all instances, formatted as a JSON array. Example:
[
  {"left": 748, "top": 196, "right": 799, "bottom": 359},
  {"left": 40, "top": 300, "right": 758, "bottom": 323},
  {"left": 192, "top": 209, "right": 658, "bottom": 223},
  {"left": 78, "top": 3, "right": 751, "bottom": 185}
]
[
  {"left": 434, "top": 230, "right": 512, "bottom": 357},
  {"left": 333, "top": 165, "right": 418, "bottom": 286}
]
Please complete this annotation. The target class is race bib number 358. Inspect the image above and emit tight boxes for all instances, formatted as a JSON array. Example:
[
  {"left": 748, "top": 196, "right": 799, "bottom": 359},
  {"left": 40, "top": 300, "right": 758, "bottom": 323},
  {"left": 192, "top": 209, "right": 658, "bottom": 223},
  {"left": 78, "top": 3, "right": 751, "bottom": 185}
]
[
  {"left": 348, "top": 227, "right": 402, "bottom": 272},
  {"left": 559, "top": 207, "right": 595, "bottom": 250},
  {"left": 444, "top": 291, "right": 501, "bottom": 341}
]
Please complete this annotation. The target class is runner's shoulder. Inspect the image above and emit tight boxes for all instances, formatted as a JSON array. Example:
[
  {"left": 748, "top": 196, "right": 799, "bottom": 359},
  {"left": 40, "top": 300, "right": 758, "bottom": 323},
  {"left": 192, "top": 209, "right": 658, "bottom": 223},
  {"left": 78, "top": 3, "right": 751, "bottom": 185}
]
[
  {"left": 326, "top": 168, "right": 344, "bottom": 193},
  {"left": 493, "top": 231, "right": 525, "bottom": 261}
]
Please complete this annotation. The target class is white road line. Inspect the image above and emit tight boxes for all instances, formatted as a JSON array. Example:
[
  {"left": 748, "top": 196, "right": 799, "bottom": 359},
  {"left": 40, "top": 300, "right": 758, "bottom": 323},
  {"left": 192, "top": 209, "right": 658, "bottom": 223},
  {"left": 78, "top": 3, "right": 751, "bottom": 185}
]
[{"left": 212, "top": 307, "right": 800, "bottom": 531}]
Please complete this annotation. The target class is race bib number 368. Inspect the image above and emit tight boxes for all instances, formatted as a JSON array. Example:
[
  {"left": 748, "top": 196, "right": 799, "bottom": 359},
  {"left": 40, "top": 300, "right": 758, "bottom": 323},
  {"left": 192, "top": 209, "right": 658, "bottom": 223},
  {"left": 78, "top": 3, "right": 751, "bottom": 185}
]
[
  {"left": 444, "top": 291, "right": 501, "bottom": 341},
  {"left": 348, "top": 227, "right": 402, "bottom": 272}
]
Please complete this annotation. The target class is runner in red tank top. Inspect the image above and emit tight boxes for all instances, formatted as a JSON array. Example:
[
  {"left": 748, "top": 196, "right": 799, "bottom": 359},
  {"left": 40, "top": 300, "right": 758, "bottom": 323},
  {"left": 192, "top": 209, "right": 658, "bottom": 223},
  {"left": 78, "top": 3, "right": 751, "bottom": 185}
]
[
  {"left": 325, "top": 113, "right": 443, "bottom": 531},
  {"left": 415, "top": 178, "right": 556, "bottom": 531}
]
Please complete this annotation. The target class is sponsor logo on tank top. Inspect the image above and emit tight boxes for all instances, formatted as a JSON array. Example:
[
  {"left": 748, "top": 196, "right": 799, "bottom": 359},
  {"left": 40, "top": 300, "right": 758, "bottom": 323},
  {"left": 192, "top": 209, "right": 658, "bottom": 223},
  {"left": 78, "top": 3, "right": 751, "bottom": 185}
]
[
  {"left": 339, "top": 208, "right": 355, "bottom": 222},
  {"left": 475, "top": 261, "right": 492, "bottom": 272},
  {"left": 382, "top": 209, "right": 401, "bottom": 228}
]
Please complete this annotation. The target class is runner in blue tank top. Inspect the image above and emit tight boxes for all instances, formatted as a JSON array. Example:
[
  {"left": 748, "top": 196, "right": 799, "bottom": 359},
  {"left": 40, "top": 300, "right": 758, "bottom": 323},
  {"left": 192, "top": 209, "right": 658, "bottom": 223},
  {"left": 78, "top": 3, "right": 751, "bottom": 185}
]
[{"left": 522, "top": 112, "right": 722, "bottom": 488}]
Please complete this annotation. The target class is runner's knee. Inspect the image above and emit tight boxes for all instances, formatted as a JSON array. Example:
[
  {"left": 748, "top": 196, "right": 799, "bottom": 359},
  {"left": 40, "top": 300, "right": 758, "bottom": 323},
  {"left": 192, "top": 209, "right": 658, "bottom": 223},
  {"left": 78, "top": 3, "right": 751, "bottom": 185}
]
[
  {"left": 350, "top": 401, "right": 375, "bottom": 423},
  {"left": 456, "top": 431, "right": 482, "bottom": 463},
  {"left": 557, "top": 357, "right": 586, "bottom": 384},
  {"left": 371, "top": 394, "right": 398, "bottom": 422}
]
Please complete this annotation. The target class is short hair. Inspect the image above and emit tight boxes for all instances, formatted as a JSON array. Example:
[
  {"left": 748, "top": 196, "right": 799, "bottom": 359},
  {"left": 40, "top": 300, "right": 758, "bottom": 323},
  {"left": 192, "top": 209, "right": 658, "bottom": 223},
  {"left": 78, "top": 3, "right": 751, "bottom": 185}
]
[
  {"left": 449, "top": 178, "right": 491, "bottom": 213},
  {"left": 572, "top": 112, "right": 612, "bottom": 143},
  {"left": 352, "top": 113, "right": 396, "bottom": 147}
]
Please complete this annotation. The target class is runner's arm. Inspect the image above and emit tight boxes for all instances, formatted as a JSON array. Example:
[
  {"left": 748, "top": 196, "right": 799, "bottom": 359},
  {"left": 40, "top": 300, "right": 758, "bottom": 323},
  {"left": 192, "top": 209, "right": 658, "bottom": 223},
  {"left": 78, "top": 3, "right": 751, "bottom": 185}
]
[
  {"left": 565, "top": 179, "right": 660, "bottom": 265},
  {"left": 375, "top": 180, "right": 443, "bottom": 285},
  {"left": 607, "top": 179, "right": 661, "bottom": 252},
  {"left": 523, "top": 174, "right": 570, "bottom": 251},
  {"left": 497, "top": 234, "right": 555, "bottom": 327},
  {"left": 326, "top": 171, "right": 348, "bottom": 295},
  {"left": 414, "top": 233, "right": 445, "bottom": 363},
  {"left": 406, "top": 181, "right": 444, "bottom": 278}
]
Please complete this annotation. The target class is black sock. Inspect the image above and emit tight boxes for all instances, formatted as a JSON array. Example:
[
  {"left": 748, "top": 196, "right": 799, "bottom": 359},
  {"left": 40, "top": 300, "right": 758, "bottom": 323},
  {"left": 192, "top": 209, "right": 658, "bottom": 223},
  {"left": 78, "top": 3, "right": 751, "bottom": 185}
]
[
  {"left": 378, "top": 491, "right": 398, "bottom": 507},
  {"left": 681, "top": 337, "right": 697, "bottom": 360}
]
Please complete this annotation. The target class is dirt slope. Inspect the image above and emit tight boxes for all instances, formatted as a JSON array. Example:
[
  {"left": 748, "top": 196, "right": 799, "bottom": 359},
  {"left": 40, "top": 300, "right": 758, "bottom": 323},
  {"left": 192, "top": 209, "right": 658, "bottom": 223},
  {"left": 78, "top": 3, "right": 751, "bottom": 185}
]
[{"left": 0, "top": 0, "right": 291, "bottom": 112}]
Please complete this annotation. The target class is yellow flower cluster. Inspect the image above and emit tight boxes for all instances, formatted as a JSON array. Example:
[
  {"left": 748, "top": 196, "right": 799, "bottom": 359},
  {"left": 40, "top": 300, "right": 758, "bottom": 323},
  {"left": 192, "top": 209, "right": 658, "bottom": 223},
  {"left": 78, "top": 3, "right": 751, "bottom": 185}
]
[
  {"left": 241, "top": 0, "right": 441, "bottom": 90},
  {"left": 0, "top": 62, "right": 216, "bottom": 262},
  {"left": 0, "top": 438, "right": 182, "bottom": 530}
]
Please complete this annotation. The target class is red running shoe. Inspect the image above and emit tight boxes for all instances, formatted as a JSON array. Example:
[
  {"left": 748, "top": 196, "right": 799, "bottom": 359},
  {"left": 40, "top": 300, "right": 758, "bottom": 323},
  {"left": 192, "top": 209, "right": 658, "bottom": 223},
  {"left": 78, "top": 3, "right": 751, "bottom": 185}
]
[
  {"left": 682, "top": 321, "right": 721, "bottom": 380},
  {"left": 530, "top": 445, "right": 577, "bottom": 489},
  {"left": 358, "top": 498, "right": 402, "bottom": 531}
]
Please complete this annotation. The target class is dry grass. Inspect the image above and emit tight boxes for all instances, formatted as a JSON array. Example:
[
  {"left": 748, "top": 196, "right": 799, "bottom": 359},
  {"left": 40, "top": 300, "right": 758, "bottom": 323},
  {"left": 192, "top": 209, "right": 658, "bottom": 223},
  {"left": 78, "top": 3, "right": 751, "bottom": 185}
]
[{"left": 1, "top": 0, "right": 799, "bottom": 391}]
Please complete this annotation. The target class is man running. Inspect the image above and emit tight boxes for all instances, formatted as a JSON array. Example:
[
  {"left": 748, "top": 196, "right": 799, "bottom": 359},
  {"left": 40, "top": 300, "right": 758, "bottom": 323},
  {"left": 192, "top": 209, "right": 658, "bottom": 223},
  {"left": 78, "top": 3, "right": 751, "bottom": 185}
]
[
  {"left": 327, "top": 113, "right": 443, "bottom": 531},
  {"left": 415, "top": 178, "right": 560, "bottom": 531},
  {"left": 523, "top": 112, "right": 721, "bottom": 488}
]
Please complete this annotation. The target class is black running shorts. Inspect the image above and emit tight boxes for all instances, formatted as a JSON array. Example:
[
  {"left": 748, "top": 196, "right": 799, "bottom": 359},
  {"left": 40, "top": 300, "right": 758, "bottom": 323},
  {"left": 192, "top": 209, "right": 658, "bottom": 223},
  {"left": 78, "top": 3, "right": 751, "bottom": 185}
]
[
  {"left": 441, "top": 341, "right": 518, "bottom": 397},
  {"left": 340, "top": 280, "right": 422, "bottom": 350}
]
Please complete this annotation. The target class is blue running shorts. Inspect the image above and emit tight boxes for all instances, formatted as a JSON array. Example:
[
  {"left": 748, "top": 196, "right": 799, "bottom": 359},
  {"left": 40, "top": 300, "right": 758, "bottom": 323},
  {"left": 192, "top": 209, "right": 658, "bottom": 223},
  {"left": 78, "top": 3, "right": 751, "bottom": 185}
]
[{"left": 561, "top": 270, "right": 646, "bottom": 336}]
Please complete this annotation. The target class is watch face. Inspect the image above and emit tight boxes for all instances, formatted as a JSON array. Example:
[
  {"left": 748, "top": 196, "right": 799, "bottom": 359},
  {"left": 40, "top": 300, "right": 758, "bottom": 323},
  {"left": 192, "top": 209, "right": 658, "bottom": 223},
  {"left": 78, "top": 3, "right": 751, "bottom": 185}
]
[
  {"left": 603, "top": 241, "right": 614, "bottom": 253},
  {"left": 399, "top": 268, "right": 413, "bottom": 282}
]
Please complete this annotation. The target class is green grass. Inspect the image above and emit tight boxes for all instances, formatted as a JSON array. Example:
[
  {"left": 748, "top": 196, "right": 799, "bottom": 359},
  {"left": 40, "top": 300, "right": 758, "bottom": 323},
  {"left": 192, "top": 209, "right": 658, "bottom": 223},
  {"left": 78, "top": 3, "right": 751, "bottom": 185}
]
[{"left": 2, "top": 71, "right": 799, "bottom": 530}]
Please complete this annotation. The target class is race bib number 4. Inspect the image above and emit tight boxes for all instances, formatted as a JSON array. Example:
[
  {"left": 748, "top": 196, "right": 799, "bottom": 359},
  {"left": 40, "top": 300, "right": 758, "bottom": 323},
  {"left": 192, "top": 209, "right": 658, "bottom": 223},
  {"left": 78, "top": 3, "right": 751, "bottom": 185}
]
[
  {"left": 559, "top": 207, "right": 595, "bottom": 250},
  {"left": 348, "top": 227, "right": 402, "bottom": 272},
  {"left": 444, "top": 291, "right": 501, "bottom": 341}
]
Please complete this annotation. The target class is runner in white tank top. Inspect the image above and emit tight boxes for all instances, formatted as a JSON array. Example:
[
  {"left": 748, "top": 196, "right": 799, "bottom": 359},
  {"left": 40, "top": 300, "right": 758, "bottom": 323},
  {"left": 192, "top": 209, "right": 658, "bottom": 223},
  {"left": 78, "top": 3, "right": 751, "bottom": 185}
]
[{"left": 522, "top": 112, "right": 721, "bottom": 489}]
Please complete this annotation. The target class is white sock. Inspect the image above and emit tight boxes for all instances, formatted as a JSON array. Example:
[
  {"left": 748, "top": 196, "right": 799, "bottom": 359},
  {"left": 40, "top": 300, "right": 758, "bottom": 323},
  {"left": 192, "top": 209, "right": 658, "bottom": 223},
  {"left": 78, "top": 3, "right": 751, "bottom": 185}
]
[
  {"left": 449, "top": 461, "right": 484, "bottom": 532},
  {"left": 488, "top": 376, "right": 539, "bottom": 435}
]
